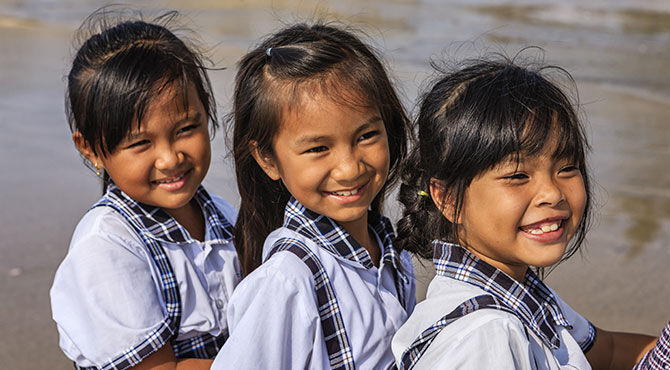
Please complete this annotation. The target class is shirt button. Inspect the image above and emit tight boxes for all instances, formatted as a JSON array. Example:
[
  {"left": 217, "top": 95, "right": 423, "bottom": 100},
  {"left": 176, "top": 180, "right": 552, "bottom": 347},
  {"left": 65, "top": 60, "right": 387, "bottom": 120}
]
[{"left": 215, "top": 299, "right": 224, "bottom": 309}]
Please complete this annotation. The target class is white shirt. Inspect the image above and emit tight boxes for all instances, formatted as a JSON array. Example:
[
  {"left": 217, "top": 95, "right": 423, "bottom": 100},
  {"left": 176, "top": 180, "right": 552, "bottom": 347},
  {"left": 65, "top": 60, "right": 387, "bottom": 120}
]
[
  {"left": 392, "top": 275, "right": 593, "bottom": 369},
  {"left": 50, "top": 193, "right": 240, "bottom": 367},
  {"left": 212, "top": 225, "right": 416, "bottom": 370}
]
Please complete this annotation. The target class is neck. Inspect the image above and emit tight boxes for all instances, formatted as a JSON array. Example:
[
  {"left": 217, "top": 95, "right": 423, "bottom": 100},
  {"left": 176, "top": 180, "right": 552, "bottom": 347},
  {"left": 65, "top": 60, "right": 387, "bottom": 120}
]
[
  {"left": 339, "top": 212, "right": 381, "bottom": 267},
  {"left": 164, "top": 199, "right": 205, "bottom": 242}
]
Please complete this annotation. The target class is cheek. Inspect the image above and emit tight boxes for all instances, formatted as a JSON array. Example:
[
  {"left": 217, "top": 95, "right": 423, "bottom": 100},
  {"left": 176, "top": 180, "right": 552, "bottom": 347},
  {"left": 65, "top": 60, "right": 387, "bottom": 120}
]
[
  {"left": 374, "top": 141, "right": 391, "bottom": 179},
  {"left": 569, "top": 181, "right": 587, "bottom": 222}
]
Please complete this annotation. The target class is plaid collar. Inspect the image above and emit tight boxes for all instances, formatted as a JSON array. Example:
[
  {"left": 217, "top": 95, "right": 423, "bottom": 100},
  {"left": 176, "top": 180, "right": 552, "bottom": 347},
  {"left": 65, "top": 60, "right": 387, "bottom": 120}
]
[
  {"left": 432, "top": 241, "right": 569, "bottom": 349},
  {"left": 282, "top": 196, "right": 405, "bottom": 274},
  {"left": 100, "top": 183, "right": 234, "bottom": 245}
]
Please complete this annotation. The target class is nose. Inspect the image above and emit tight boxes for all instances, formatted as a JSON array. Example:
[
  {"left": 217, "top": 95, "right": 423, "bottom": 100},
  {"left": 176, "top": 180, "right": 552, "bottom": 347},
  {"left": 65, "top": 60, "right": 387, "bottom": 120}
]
[
  {"left": 155, "top": 144, "right": 183, "bottom": 170},
  {"left": 331, "top": 149, "right": 364, "bottom": 183},
  {"left": 535, "top": 175, "right": 565, "bottom": 207}
]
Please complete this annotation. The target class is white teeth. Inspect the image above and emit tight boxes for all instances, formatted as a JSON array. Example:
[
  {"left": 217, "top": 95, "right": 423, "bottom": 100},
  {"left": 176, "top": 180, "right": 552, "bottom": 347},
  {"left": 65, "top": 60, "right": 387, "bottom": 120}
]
[
  {"left": 527, "top": 223, "right": 560, "bottom": 235},
  {"left": 332, "top": 188, "right": 359, "bottom": 196},
  {"left": 155, "top": 175, "right": 183, "bottom": 184}
]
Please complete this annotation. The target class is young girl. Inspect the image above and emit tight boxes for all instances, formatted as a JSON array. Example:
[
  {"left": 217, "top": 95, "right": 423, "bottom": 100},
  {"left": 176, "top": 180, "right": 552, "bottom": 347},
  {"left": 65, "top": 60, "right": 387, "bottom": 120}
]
[
  {"left": 391, "top": 57, "right": 657, "bottom": 369},
  {"left": 50, "top": 10, "right": 240, "bottom": 369},
  {"left": 211, "top": 23, "right": 416, "bottom": 369}
]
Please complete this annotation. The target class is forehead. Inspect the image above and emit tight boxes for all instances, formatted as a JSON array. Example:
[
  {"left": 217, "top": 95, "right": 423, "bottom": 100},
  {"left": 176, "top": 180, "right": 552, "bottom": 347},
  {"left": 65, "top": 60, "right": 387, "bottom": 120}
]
[
  {"left": 277, "top": 89, "right": 380, "bottom": 135},
  {"left": 133, "top": 81, "right": 204, "bottom": 130}
]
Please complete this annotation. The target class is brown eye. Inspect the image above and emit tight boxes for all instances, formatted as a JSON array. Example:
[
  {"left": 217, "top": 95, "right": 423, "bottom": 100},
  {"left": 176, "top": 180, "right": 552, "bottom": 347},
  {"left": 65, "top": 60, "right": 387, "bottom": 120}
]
[
  {"left": 304, "top": 146, "right": 328, "bottom": 154},
  {"left": 358, "top": 130, "right": 379, "bottom": 141},
  {"left": 126, "top": 139, "right": 150, "bottom": 149},
  {"left": 177, "top": 124, "right": 199, "bottom": 135}
]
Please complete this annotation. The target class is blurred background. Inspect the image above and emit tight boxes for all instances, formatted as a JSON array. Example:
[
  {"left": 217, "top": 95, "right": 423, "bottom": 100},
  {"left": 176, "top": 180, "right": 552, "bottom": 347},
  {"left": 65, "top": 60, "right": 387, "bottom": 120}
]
[{"left": 1, "top": 0, "right": 668, "bottom": 368}]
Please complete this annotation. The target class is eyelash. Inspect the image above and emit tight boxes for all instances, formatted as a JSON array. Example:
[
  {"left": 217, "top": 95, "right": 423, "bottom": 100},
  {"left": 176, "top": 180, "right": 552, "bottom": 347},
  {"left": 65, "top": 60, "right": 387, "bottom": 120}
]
[
  {"left": 504, "top": 173, "right": 528, "bottom": 180},
  {"left": 305, "top": 146, "right": 328, "bottom": 154},
  {"left": 126, "top": 139, "right": 149, "bottom": 149},
  {"left": 178, "top": 123, "right": 199, "bottom": 135},
  {"left": 560, "top": 165, "right": 579, "bottom": 173}
]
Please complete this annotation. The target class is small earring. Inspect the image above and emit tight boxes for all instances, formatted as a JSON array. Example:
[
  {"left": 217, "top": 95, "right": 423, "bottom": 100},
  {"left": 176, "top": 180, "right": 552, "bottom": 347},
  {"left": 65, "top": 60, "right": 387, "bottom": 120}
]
[{"left": 94, "top": 162, "right": 101, "bottom": 177}]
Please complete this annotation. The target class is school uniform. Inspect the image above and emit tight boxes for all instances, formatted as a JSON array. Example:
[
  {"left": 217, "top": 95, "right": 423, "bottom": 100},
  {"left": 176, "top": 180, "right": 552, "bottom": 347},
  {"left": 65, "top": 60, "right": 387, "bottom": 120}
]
[
  {"left": 392, "top": 241, "right": 596, "bottom": 370},
  {"left": 50, "top": 184, "right": 240, "bottom": 369},
  {"left": 211, "top": 197, "right": 416, "bottom": 370},
  {"left": 634, "top": 321, "right": 670, "bottom": 369}
]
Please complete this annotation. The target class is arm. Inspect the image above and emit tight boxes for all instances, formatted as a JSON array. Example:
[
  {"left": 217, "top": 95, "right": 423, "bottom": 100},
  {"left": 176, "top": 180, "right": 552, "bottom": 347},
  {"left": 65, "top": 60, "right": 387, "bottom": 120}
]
[
  {"left": 634, "top": 321, "right": 670, "bottom": 369},
  {"left": 586, "top": 326, "right": 657, "bottom": 370},
  {"left": 131, "top": 346, "right": 212, "bottom": 370}
]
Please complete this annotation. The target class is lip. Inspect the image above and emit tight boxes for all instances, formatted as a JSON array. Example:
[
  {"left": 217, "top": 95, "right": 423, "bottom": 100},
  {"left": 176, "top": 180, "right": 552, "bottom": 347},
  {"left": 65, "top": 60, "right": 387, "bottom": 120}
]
[
  {"left": 151, "top": 168, "right": 192, "bottom": 191},
  {"left": 519, "top": 217, "right": 567, "bottom": 243},
  {"left": 324, "top": 180, "right": 370, "bottom": 205}
]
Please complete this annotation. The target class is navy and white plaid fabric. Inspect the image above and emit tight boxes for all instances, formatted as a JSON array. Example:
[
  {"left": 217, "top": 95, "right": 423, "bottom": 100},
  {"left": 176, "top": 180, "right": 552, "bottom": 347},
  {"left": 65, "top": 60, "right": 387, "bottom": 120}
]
[
  {"left": 634, "top": 321, "right": 670, "bottom": 369},
  {"left": 433, "top": 241, "right": 596, "bottom": 351},
  {"left": 268, "top": 240, "right": 355, "bottom": 370},
  {"left": 266, "top": 197, "right": 411, "bottom": 370},
  {"left": 394, "top": 294, "right": 515, "bottom": 370},
  {"left": 76, "top": 184, "right": 233, "bottom": 369},
  {"left": 282, "top": 196, "right": 411, "bottom": 308}
]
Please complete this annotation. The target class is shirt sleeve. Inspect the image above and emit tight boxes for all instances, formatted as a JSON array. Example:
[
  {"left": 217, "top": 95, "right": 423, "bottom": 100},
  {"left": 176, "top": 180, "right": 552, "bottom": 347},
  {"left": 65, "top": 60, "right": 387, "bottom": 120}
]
[
  {"left": 210, "top": 194, "right": 238, "bottom": 226},
  {"left": 552, "top": 292, "right": 597, "bottom": 352},
  {"left": 400, "top": 250, "right": 417, "bottom": 314},
  {"left": 50, "top": 208, "right": 170, "bottom": 368},
  {"left": 211, "top": 252, "right": 327, "bottom": 370},
  {"left": 414, "top": 311, "right": 533, "bottom": 370}
]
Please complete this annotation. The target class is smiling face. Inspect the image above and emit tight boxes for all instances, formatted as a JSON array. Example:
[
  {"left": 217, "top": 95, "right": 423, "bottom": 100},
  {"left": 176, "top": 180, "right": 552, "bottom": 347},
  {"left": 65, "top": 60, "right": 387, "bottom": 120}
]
[
  {"left": 254, "top": 91, "right": 390, "bottom": 236},
  {"left": 450, "top": 147, "right": 587, "bottom": 281},
  {"left": 79, "top": 82, "right": 211, "bottom": 218}
]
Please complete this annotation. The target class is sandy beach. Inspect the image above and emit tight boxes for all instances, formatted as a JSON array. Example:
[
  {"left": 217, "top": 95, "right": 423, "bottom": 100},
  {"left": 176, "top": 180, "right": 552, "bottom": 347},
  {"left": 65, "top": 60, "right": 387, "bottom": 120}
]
[{"left": 1, "top": 0, "right": 669, "bottom": 368}]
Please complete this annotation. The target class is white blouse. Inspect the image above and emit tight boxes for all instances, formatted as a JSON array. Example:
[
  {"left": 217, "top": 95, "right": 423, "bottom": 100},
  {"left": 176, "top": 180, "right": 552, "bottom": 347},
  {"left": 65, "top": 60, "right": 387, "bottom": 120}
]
[
  {"left": 212, "top": 225, "right": 416, "bottom": 370},
  {"left": 392, "top": 275, "right": 593, "bottom": 369},
  {"left": 50, "top": 194, "right": 240, "bottom": 367}
]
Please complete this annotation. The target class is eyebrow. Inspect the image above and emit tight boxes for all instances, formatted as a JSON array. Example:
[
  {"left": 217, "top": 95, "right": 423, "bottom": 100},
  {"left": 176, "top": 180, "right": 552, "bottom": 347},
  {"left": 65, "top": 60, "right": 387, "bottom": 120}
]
[
  {"left": 125, "top": 111, "right": 202, "bottom": 141},
  {"left": 293, "top": 116, "right": 383, "bottom": 146}
]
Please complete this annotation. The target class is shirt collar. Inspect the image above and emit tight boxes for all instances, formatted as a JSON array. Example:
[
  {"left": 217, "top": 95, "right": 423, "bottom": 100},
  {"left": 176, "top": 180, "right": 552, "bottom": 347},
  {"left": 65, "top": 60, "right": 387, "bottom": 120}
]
[
  {"left": 283, "top": 196, "right": 404, "bottom": 274},
  {"left": 432, "top": 241, "right": 568, "bottom": 349},
  {"left": 101, "top": 183, "right": 234, "bottom": 244}
]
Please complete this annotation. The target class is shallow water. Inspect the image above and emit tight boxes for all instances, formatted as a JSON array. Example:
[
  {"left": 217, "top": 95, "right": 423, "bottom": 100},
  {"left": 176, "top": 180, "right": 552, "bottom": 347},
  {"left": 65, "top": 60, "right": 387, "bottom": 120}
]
[{"left": 1, "top": 0, "right": 669, "bottom": 368}]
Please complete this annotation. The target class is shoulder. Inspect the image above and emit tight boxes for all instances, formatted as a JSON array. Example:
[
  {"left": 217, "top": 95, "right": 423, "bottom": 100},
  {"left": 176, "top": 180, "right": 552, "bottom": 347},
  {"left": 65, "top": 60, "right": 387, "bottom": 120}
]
[
  {"left": 205, "top": 190, "right": 238, "bottom": 225},
  {"left": 394, "top": 276, "right": 527, "bottom": 360},
  {"left": 420, "top": 310, "right": 530, "bottom": 369},
  {"left": 395, "top": 291, "right": 530, "bottom": 369},
  {"left": 227, "top": 248, "right": 319, "bottom": 324},
  {"left": 66, "top": 205, "right": 147, "bottom": 262},
  {"left": 546, "top": 286, "right": 595, "bottom": 348}
]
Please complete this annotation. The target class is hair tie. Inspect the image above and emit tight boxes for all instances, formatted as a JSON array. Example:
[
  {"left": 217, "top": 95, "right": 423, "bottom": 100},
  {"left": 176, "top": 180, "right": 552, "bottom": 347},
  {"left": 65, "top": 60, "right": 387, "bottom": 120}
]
[
  {"left": 266, "top": 47, "right": 272, "bottom": 57},
  {"left": 417, "top": 190, "right": 429, "bottom": 197}
]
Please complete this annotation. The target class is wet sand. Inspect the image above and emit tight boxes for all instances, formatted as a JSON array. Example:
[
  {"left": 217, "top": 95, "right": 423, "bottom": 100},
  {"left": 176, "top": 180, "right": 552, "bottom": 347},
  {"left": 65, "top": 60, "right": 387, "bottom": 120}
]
[{"left": 1, "top": 1, "right": 669, "bottom": 368}]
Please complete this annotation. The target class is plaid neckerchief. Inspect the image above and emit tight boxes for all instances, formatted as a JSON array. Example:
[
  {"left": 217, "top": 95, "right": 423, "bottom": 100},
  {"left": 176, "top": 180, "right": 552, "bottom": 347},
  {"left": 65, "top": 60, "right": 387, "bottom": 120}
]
[
  {"left": 75, "top": 184, "right": 233, "bottom": 369},
  {"left": 394, "top": 294, "right": 514, "bottom": 370},
  {"left": 432, "top": 241, "right": 569, "bottom": 349},
  {"left": 102, "top": 183, "right": 234, "bottom": 245},
  {"left": 283, "top": 197, "right": 410, "bottom": 296}
]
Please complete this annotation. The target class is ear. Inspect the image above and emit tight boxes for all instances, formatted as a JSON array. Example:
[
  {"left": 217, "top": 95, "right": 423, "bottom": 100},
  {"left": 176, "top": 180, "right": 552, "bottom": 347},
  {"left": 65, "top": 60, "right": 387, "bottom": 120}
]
[
  {"left": 72, "top": 131, "right": 103, "bottom": 171},
  {"left": 429, "top": 178, "right": 457, "bottom": 223},
  {"left": 249, "top": 140, "right": 281, "bottom": 181}
]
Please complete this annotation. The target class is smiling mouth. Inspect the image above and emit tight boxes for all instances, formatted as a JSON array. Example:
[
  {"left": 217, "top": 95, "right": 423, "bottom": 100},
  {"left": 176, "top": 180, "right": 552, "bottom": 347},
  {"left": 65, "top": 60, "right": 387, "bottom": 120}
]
[
  {"left": 326, "top": 181, "right": 369, "bottom": 197},
  {"left": 152, "top": 169, "right": 191, "bottom": 185},
  {"left": 520, "top": 219, "right": 564, "bottom": 235}
]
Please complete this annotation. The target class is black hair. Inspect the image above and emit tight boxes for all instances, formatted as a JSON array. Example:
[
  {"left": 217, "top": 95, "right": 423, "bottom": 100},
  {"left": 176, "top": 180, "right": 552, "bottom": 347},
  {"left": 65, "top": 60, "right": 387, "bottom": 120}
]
[
  {"left": 66, "top": 8, "right": 217, "bottom": 191},
  {"left": 396, "top": 54, "right": 591, "bottom": 271},
  {"left": 232, "top": 22, "right": 410, "bottom": 276}
]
